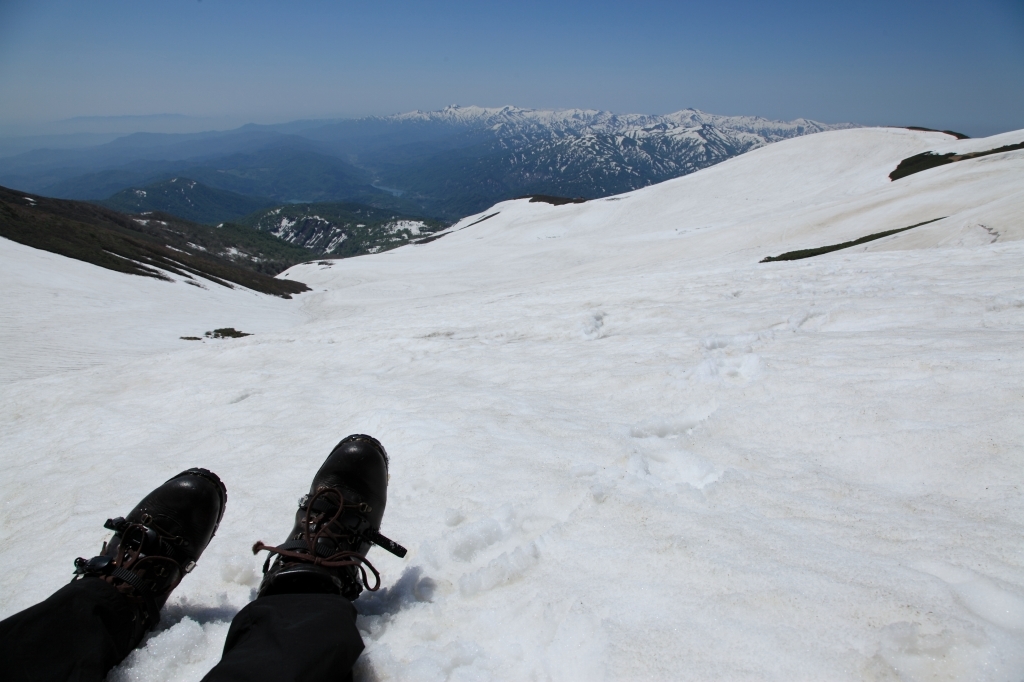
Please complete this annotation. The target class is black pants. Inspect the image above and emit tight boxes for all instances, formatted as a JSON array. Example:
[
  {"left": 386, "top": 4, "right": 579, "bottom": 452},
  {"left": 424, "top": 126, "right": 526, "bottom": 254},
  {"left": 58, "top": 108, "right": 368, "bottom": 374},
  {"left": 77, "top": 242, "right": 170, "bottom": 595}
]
[{"left": 0, "top": 578, "right": 364, "bottom": 682}]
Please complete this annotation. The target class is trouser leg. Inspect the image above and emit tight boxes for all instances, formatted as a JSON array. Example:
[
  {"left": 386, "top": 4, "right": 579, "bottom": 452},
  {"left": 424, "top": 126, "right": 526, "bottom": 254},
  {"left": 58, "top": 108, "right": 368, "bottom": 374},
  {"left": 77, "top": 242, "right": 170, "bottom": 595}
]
[
  {"left": 201, "top": 593, "right": 364, "bottom": 682},
  {"left": 0, "top": 578, "right": 143, "bottom": 682}
]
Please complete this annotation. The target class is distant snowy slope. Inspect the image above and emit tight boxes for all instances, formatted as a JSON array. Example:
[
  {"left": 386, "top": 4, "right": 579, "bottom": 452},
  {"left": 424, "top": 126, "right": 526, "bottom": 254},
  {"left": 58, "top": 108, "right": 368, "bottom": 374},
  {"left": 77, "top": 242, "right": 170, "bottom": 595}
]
[
  {"left": 1, "top": 127, "right": 1022, "bottom": 682},
  {"left": 381, "top": 127, "right": 1023, "bottom": 278}
]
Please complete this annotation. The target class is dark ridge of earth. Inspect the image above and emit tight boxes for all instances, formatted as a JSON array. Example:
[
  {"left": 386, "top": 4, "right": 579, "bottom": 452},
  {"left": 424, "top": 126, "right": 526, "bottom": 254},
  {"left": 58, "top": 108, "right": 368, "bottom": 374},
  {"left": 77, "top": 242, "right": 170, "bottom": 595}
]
[
  {"left": 903, "top": 126, "right": 970, "bottom": 140},
  {"left": 0, "top": 185, "right": 310, "bottom": 298},
  {"left": 521, "top": 195, "right": 589, "bottom": 206},
  {"left": 760, "top": 217, "right": 946, "bottom": 263},
  {"left": 890, "top": 141, "right": 1024, "bottom": 181}
]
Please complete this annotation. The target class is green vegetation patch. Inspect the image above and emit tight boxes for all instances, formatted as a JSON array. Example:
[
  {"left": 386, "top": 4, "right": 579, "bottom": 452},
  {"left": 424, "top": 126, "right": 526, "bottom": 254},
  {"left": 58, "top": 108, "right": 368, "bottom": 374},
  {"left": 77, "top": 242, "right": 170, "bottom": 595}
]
[
  {"left": 760, "top": 218, "right": 946, "bottom": 263},
  {"left": 97, "top": 178, "right": 275, "bottom": 225},
  {"left": 240, "top": 202, "right": 448, "bottom": 258}
]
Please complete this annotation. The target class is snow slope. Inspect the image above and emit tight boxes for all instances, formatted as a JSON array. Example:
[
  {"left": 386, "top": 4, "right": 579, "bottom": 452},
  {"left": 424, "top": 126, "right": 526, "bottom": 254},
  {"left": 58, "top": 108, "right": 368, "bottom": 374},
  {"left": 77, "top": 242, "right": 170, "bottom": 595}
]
[
  {"left": 1, "top": 127, "right": 1023, "bottom": 681},
  {"left": 0, "top": 240, "right": 302, "bottom": 383}
]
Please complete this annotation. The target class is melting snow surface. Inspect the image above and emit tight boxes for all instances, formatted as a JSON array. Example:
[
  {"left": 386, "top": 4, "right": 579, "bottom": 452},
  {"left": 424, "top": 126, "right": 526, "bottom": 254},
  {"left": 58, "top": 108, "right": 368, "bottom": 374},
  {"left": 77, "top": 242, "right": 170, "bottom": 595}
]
[{"left": 1, "top": 128, "right": 1023, "bottom": 681}]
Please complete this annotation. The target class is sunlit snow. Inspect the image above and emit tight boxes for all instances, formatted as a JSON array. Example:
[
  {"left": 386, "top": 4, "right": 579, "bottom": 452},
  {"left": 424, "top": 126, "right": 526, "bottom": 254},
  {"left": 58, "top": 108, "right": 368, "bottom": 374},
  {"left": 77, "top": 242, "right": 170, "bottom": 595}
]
[{"left": 1, "top": 128, "right": 1022, "bottom": 681}]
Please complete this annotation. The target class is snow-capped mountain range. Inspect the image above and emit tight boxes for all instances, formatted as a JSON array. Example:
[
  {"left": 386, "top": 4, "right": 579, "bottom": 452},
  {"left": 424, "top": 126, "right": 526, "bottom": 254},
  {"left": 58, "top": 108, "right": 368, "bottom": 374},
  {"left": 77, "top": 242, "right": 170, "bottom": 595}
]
[
  {"left": 354, "top": 106, "right": 859, "bottom": 213},
  {"left": 0, "top": 106, "right": 858, "bottom": 221},
  {"left": 387, "top": 105, "right": 848, "bottom": 140}
]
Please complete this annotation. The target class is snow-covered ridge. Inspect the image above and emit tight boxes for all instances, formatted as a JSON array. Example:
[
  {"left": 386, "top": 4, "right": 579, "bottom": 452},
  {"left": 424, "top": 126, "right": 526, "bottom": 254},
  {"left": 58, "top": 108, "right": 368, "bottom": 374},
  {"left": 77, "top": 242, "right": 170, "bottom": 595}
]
[{"left": 384, "top": 104, "right": 855, "bottom": 140}]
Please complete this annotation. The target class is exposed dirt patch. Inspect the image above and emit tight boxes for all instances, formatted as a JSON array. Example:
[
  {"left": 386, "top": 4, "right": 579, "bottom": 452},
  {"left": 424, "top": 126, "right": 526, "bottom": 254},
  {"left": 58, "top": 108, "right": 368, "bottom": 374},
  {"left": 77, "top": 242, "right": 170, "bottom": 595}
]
[
  {"left": 890, "top": 141, "right": 1024, "bottom": 181},
  {"left": 760, "top": 218, "right": 946, "bottom": 263},
  {"left": 413, "top": 234, "right": 446, "bottom": 245},
  {"left": 520, "top": 195, "right": 588, "bottom": 206},
  {"left": 461, "top": 212, "right": 500, "bottom": 228},
  {"left": 903, "top": 126, "right": 970, "bottom": 140},
  {"left": 415, "top": 211, "right": 501, "bottom": 245},
  {"left": 205, "top": 328, "right": 251, "bottom": 339}
]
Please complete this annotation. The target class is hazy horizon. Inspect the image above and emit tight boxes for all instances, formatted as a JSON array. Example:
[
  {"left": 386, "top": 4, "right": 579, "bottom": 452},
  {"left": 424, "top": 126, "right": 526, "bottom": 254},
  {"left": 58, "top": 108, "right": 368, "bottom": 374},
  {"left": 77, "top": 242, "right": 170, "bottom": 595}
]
[{"left": 1, "top": 0, "right": 1022, "bottom": 139}]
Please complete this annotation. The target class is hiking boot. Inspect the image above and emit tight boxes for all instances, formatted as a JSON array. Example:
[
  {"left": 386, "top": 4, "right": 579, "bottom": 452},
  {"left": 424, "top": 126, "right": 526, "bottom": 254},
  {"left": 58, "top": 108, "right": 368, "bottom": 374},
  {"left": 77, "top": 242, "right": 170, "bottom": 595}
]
[
  {"left": 72, "top": 468, "right": 227, "bottom": 633},
  {"left": 254, "top": 434, "right": 406, "bottom": 600}
]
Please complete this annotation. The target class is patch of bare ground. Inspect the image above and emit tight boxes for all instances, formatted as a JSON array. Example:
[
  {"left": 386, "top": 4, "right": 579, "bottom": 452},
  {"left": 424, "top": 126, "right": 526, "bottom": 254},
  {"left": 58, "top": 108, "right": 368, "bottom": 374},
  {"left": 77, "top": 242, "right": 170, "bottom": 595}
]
[
  {"left": 760, "top": 217, "right": 945, "bottom": 263},
  {"left": 890, "top": 141, "right": 1024, "bottom": 181}
]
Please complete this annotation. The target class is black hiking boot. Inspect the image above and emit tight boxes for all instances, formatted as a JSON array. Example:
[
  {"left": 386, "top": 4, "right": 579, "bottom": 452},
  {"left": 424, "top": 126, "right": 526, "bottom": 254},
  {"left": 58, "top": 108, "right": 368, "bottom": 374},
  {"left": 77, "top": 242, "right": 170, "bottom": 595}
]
[
  {"left": 72, "top": 468, "right": 227, "bottom": 637},
  {"left": 254, "top": 434, "right": 406, "bottom": 601}
]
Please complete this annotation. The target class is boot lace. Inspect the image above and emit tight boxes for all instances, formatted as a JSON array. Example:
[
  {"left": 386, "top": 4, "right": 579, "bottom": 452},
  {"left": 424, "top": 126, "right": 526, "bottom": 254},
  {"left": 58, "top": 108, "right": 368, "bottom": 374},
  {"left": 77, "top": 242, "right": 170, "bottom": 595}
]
[{"left": 252, "top": 487, "right": 382, "bottom": 593}]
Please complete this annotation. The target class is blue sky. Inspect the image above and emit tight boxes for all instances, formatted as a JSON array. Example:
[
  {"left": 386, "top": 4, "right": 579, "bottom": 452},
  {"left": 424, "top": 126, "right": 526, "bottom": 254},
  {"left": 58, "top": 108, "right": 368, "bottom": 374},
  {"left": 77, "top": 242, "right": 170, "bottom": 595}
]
[{"left": 0, "top": 0, "right": 1021, "bottom": 136}]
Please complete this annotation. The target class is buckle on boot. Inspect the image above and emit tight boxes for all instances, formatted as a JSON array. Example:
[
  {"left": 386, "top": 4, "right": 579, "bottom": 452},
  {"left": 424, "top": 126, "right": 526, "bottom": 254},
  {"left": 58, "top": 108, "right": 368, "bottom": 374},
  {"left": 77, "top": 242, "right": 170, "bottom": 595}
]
[
  {"left": 365, "top": 529, "right": 407, "bottom": 558},
  {"left": 104, "top": 517, "right": 129, "bottom": 534},
  {"left": 73, "top": 555, "right": 113, "bottom": 576}
]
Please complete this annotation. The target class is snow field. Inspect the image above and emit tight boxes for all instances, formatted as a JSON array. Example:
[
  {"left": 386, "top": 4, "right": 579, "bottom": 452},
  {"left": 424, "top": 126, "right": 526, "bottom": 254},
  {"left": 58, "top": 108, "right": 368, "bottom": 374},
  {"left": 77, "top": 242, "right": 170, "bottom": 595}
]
[
  {"left": 0, "top": 238, "right": 302, "bottom": 383},
  {"left": 1, "top": 127, "right": 1023, "bottom": 681}
]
